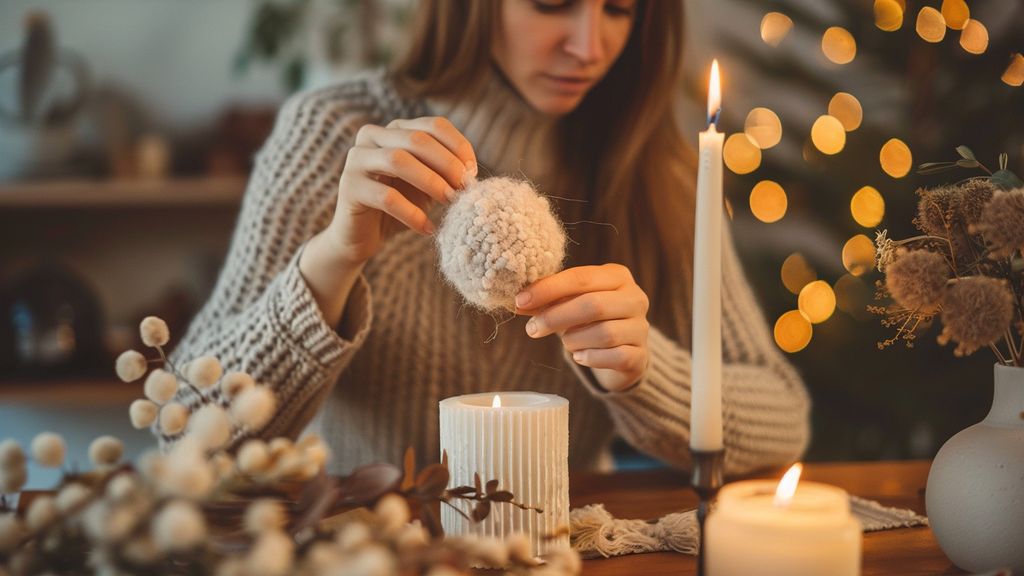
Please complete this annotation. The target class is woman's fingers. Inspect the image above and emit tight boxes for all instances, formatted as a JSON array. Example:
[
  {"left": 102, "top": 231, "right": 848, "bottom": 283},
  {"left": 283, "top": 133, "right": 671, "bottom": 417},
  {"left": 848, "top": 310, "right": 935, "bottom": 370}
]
[
  {"left": 560, "top": 318, "right": 648, "bottom": 352},
  {"left": 387, "top": 117, "right": 478, "bottom": 179},
  {"left": 356, "top": 124, "right": 468, "bottom": 195},
  {"left": 571, "top": 345, "right": 647, "bottom": 373},
  {"left": 348, "top": 171, "right": 434, "bottom": 235},
  {"left": 356, "top": 145, "right": 454, "bottom": 205},
  {"left": 525, "top": 290, "right": 646, "bottom": 338}
]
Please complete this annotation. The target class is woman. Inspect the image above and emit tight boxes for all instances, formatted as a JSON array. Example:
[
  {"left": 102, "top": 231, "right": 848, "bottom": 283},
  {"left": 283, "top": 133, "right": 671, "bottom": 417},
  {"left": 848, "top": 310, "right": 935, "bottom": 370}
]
[{"left": 167, "top": 0, "right": 810, "bottom": 476}]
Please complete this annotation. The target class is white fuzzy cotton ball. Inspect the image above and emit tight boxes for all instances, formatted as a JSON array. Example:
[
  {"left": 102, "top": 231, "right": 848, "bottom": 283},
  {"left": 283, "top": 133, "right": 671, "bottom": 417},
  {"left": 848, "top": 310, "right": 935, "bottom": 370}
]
[
  {"left": 26, "top": 495, "right": 58, "bottom": 531},
  {"left": 187, "top": 405, "right": 232, "bottom": 450},
  {"left": 187, "top": 356, "right": 223, "bottom": 388},
  {"left": 231, "top": 386, "right": 276, "bottom": 431},
  {"left": 436, "top": 176, "right": 566, "bottom": 311},
  {"left": 139, "top": 316, "right": 170, "bottom": 347},
  {"left": 0, "top": 440, "right": 26, "bottom": 470},
  {"left": 159, "top": 403, "right": 190, "bottom": 436},
  {"left": 219, "top": 371, "right": 255, "bottom": 400},
  {"left": 88, "top": 436, "right": 124, "bottom": 467},
  {"left": 244, "top": 499, "right": 287, "bottom": 534},
  {"left": 144, "top": 369, "right": 178, "bottom": 405},
  {"left": 152, "top": 501, "right": 206, "bottom": 552},
  {"left": 129, "top": 399, "right": 159, "bottom": 429},
  {"left": 115, "top": 350, "right": 148, "bottom": 382},
  {"left": 31, "top": 432, "right": 65, "bottom": 468},
  {"left": 236, "top": 440, "right": 272, "bottom": 475}
]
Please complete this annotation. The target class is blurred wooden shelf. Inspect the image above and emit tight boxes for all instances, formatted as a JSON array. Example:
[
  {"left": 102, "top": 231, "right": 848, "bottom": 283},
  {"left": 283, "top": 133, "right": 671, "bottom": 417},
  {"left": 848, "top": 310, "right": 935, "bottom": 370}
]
[
  {"left": 0, "top": 176, "right": 246, "bottom": 208},
  {"left": 0, "top": 378, "right": 139, "bottom": 406}
]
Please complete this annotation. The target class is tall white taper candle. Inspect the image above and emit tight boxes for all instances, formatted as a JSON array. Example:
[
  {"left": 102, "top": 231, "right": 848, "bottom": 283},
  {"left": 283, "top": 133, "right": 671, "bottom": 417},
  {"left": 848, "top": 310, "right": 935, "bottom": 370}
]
[{"left": 691, "top": 59, "right": 724, "bottom": 452}]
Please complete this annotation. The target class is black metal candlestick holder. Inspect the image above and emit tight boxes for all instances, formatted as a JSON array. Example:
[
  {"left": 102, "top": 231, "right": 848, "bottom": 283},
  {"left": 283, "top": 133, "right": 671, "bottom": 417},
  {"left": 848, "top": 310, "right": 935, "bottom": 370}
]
[{"left": 690, "top": 448, "right": 725, "bottom": 576}]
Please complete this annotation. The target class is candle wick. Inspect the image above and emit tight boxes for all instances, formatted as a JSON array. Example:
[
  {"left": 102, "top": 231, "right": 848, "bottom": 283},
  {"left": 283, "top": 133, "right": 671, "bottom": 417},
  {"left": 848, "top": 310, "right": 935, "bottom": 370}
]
[{"left": 707, "top": 107, "right": 722, "bottom": 129}]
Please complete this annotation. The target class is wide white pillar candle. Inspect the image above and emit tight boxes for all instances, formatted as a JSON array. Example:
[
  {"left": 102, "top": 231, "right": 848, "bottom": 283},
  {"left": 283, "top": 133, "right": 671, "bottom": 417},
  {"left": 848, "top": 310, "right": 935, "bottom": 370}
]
[
  {"left": 706, "top": 465, "right": 862, "bottom": 575},
  {"left": 439, "top": 391, "right": 569, "bottom": 556}
]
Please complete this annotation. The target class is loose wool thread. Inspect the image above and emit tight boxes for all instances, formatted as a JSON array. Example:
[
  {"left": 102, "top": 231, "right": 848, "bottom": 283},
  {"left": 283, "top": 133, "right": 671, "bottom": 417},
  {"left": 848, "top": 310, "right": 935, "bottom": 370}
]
[{"left": 436, "top": 176, "right": 567, "bottom": 312}]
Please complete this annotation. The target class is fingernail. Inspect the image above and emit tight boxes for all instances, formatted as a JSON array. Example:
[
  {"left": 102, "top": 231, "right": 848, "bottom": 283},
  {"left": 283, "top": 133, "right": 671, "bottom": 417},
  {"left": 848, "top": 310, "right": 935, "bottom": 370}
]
[
  {"left": 515, "top": 291, "right": 531, "bottom": 308},
  {"left": 572, "top": 351, "right": 584, "bottom": 363},
  {"left": 463, "top": 160, "right": 478, "bottom": 187},
  {"left": 424, "top": 220, "right": 437, "bottom": 235},
  {"left": 445, "top": 187, "right": 457, "bottom": 203},
  {"left": 526, "top": 317, "right": 539, "bottom": 337}
]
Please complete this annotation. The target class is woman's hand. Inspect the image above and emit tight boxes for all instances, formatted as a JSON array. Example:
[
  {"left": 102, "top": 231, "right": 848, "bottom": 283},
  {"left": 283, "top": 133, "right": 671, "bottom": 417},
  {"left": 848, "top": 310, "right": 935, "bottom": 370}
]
[
  {"left": 515, "top": 264, "right": 650, "bottom": 392},
  {"left": 328, "top": 116, "right": 478, "bottom": 265}
]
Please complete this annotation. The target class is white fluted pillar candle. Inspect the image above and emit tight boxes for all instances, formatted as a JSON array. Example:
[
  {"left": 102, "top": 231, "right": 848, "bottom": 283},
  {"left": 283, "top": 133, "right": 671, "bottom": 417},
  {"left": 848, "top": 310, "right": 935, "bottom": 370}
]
[{"left": 439, "top": 391, "right": 569, "bottom": 557}]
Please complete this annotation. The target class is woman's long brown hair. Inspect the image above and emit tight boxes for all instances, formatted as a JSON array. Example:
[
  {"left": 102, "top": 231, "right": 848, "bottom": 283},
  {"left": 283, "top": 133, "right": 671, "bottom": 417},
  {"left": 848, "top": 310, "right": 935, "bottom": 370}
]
[{"left": 392, "top": 0, "right": 696, "bottom": 347}]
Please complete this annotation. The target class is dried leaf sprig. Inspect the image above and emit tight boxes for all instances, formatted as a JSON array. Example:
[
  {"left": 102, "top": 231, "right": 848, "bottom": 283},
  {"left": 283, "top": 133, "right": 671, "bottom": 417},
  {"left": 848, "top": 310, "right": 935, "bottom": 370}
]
[{"left": 873, "top": 146, "right": 1024, "bottom": 364}]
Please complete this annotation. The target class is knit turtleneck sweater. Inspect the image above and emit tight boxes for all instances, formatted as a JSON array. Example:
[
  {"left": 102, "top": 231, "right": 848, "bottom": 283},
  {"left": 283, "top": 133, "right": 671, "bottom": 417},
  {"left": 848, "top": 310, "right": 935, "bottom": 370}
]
[{"left": 165, "top": 68, "right": 811, "bottom": 476}]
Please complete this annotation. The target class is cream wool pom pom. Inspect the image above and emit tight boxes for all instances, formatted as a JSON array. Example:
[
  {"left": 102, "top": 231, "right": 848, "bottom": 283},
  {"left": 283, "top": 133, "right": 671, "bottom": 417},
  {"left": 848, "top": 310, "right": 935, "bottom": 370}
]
[
  {"left": 436, "top": 176, "right": 566, "bottom": 312},
  {"left": 88, "top": 436, "right": 124, "bottom": 467},
  {"left": 31, "top": 432, "right": 65, "bottom": 468},
  {"left": 152, "top": 500, "right": 206, "bottom": 552},
  {"left": 144, "top": 369, "right": 178, "bottom": 405},
  {"left": 129, "top": 399, "right": 159, "bottom": 429},
  {"left": 139, "top": 316, "right": 170, "bottom": 347}
]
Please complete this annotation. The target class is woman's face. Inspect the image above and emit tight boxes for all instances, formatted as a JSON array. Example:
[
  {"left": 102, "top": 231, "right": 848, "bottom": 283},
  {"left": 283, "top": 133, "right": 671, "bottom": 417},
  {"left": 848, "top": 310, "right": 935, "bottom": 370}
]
[{"left": 493, "top": 0, "right": 637, "bottom": 116}]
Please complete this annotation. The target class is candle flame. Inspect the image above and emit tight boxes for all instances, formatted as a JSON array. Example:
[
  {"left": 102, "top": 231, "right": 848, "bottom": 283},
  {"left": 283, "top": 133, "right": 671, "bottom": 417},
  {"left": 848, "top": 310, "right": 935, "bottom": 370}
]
[
  {"left": 773, "top": 463, "right": 803, "bottom": 507},
  {"left": 492, "top": 394, "right": 501, "bottom": 408},
  {"left": 708, "top": 59, "right": 722, "bottom": 127}
]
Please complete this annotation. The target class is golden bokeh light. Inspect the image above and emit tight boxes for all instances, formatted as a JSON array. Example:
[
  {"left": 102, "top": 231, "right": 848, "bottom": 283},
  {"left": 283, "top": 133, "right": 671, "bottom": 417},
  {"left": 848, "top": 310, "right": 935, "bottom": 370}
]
[
  {"left": 880, "top": 138, "right": 913, "bottom": 178},
  {"left": 749, "top": 180, "right": 787, "bottom": 223},
  {"left": 821, "top": 27, "right": 857, "bottom": 65},
  {"left": 874, "top": 0, "right": 904, "bottom": 32},
  {"left": 916, "top": 7, "right": 947, "bottom": 43},
  {"left": 811, "top": 115, "right": 846, "bottom": 155},
  {"left": 724, "top": 133, "right": 762, "bottom": 175},
  {"left": 798, "top": 280, "right": 837, "bottom": 324},
  {"left": 761, "top": 12, "right": 794, "bottom": 47},
  {"left": 941, "top": 0, "right": 969, "bottom": 30},
  {"left": 959, "top": 19, "right": 988, "bottom": 55},
  {"left": 1004, "top": 53, "right": 1024, "bottom": 87},
  {"left": 774, "top": 310, "right": 813, "bottom": 353},
  {"left": 842, "top": 234, "right": 876, "bottom": 276},
  {"left": 828, "top": 92, "right": 863, "bottom": 132},
  {"left": 850, "top": 186, "right": 885, "bottom": 228},
  {"left": 744, "top": 107, "right": 783, "bottom": 149},
  {"left": 834, "top": 274, "right": 871, "bottom": 319},
  {"left": 781, "top": 253, "right": 817, "bottom": 295}
]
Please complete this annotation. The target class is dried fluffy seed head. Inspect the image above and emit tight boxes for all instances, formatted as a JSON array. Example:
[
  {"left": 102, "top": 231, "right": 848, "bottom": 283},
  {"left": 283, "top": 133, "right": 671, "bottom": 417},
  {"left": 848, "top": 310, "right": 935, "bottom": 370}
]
[
  {"left": 336, "top": 521, "right": 371, "bottom": 552},
  {"left": 186, "top": 356, "right": 223, "bottom": 388},
  {"left": 974, "top": 188, "right": 1024, "bottom": 258},
  {"left": 159, "top": 403, "right": 190, "bottom": 436},
  {"left": 297, "top": 434, "right": 329, "bottom": 469},
  {"left": 106, "top": 473, "right": 137, "bottom": 501},
  {"left": 245, "top": 530, "right": 294, "bottom": 576},
  {"left": 144, "top": 369, "right": 178, "bottom": 405},
  {"left": 160, "top": 440, "right": 214, "bottom": 499},
  {"left": 394, "top": 522, "right": 429, "bottom": 554},
  {"left": 231, "top": 386, "right": 276, "bottom": 431},
  {"left": 244, "top": 499, "right": 287, "bottom": 535},
  {"left": 139, "top": 316, "right": 170, "bottom": 347},
  {"left": 0, "top": 440, "right": 26, "bottom": 470},
  {"left": 219, "top": 371, "right": 255, "bottom": 400},
  {"left": 129, "top": 399, "right": 159, "bottom": 429},
  {"left": 916, "top": 180, "right": 996, "bottom": 236},
  {"left": 56, "top": 483, "right": 91, "bottom": 513},
  {"left": 344, "top": 544, "right": 396, "bottom": 576},
  {"left": 0, "top": 513, "right": 25, "bottom": 553},
  {"left": 115, "top": 350, "right": 148, "bottom": 383},
  {"left": 187, "top": 404, "right": 232, "bottom": 450},
  {"left": 31, "top": 432, "right": 65, "bottom": 468},
  {"left": 83, "top": 501, "right": 135, "bottom": 544},
  {"left": 437, "top": 176, "right": 566, "bottom": 311},
  {"left": 26, "top": 495, "right": 58, "bottom": 531},
  {"left": 88, "top": 436, "right": 124, "bottom": 467},
  {"left": 374, "top": 493, "right": 410, "bottom": 535},
  {"left": 0, "top": 466, "right": 27, "bottom": 493},
  {"left": 884, "top": 249, "right": 949, "bottom": 312},
  {"left": 939, "top": 276, "right": 1015, "bottom": 356},
  {"left": 152, "top": 501, "right": 206, "bottom": 552},
  {"left": 237, "top": 440, "right": 272, "bottom": 475}
]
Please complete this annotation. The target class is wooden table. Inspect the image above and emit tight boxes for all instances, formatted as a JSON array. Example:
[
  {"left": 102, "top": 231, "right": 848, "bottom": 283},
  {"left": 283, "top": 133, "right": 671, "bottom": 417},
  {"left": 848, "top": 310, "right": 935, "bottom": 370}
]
[{"left": 572, "top": 460, "right": 964, "bottom": 576}]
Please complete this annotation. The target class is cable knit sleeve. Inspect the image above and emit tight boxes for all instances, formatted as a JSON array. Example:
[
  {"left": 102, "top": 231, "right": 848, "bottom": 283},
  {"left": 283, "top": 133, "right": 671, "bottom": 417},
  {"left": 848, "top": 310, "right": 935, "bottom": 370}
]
[
  {"left": 159, "top": 81, "right": 385, "bottom": 447},
  {"left": 564, "top": 220, "right": 811, "bottom": 476}
]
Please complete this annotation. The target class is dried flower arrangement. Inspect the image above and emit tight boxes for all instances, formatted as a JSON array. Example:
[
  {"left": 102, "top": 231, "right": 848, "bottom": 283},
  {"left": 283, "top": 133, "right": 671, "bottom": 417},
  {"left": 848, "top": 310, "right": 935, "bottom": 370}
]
[
  {"left": 0, "top": 317, "right": 580, "bottom": 575},
  {"left": 872, "top": 146, "right": 1024, "bottom": 364}
]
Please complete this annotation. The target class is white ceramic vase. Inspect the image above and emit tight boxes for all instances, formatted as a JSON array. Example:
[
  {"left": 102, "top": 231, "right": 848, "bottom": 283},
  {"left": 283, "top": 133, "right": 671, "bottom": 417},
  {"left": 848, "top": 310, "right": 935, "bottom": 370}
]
[{"left": 926, "top": 363, "right": 1024, "bottom": 573}]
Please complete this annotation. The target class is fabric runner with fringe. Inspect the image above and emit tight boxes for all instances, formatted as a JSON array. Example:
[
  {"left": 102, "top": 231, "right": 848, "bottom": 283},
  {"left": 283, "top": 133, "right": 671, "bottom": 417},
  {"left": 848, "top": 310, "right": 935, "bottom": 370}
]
[{"left": 570, "top": 496, "right": 927, "bottom": 559}]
